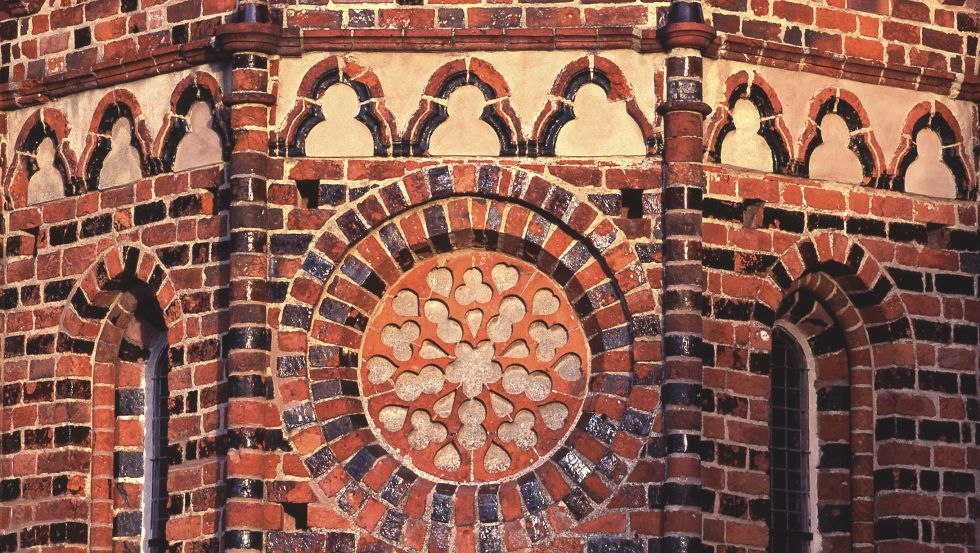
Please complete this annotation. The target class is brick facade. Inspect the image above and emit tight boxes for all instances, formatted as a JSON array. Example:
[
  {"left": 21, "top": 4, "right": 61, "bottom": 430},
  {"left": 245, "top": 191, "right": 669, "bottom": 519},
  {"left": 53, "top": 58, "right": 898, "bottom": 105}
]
[{"left": 0, "top": 1, "right": 977, "bottom": 552}]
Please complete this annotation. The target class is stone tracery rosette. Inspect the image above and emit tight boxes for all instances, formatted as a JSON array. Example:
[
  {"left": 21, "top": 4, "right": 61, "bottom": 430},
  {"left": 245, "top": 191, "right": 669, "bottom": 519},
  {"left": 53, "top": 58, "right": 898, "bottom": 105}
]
[
  {"left": 361, "top": 252, "right": 590, "bottom": 483},
  {"left": 276, "top": 165, "right": 659, "bottom": 549}
]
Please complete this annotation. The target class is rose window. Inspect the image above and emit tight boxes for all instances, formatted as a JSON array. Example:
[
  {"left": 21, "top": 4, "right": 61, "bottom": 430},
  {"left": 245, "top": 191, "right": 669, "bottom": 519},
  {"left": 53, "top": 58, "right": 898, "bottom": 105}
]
[{"left": 360, "top": 251, "right": 590, "bottom": 482}]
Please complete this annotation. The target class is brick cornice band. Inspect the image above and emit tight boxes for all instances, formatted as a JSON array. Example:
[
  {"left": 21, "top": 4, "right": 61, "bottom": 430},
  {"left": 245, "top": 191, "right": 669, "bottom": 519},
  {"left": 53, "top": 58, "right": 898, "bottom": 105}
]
[{"left": 2, "top": 26, "right": 978, "bottom": 110}]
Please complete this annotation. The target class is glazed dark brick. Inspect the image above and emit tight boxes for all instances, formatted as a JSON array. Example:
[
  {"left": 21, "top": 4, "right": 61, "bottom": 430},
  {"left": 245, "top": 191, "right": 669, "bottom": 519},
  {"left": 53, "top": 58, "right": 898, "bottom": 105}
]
[
  {"left": 134, "top": 201, "right": 167, "bottom": 225},
  {"left": 935, "top": 273, "right": 974, "bottom": 295},
  {"left": 48, "top": 223, "right": 77, "bottom": 246}
]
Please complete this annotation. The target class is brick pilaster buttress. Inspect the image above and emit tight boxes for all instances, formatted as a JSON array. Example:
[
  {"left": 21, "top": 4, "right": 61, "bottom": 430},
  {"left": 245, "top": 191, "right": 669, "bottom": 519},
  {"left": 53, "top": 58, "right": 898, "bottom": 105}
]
[
  {"left": 657, "top": 3, "right": 715, "bottom": 553},
  {"left": 218, "top": 3, "right": 278, "bottom": 550}
]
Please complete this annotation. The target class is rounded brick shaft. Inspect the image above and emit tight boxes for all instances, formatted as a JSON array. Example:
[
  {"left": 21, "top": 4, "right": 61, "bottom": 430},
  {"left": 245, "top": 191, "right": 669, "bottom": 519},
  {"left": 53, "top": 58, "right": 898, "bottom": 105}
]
[
  {"left": 658, "top": 4, "right": 715, "bottom": 552},
  {"left": 224, "top": 44, "right": 279, "bottom": 551}
]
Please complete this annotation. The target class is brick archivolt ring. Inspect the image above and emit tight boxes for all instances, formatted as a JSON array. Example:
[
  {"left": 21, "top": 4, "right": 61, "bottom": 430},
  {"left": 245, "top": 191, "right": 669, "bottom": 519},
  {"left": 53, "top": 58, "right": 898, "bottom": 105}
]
[{"left": 361, "top": 251, "right": 589, "bottom": 483}]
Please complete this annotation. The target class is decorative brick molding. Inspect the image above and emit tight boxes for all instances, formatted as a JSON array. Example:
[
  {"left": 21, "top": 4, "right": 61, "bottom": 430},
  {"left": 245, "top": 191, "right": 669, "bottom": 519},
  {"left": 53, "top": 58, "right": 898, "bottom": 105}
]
[
  {"left": 797, "top": 88, "right": 886, "bottom": 188},
  {"left": 79, "top": 89, "right": 157, "bottom": 188},
  {"left": 704, "top": 70, "right": 793, "bottom": 175},
  {"left": 890, "top": 100, "right": 975, "bottom": 200},
  {"left": 1, "top": 1, "right": 978, "bottom": 551},
  {"left": 2, "top": 73, "right": 234, "bottom": 210},
  {"left": 403, "top": 59, "right": 524, "bottom": 156},
  {"left": 748, "top": 232, "right": 898, "bottom": 552},
  {"left": 3, "top": 107, "right": 78, "bottom": 210},
  {"left": 273, "top": 164, "right": 659, "bottom": 550},
  {"left": 531, "top": 55, "right": 658, "bottom": 157},
  {"left": 154, "top": 72, "right": 232, "bottom": 173},
  {"left": 56, "top": 244, "right": 185, "bottom": 551},
  {"left": 276, "top": 56, "right": 397, "bottom": 158}
]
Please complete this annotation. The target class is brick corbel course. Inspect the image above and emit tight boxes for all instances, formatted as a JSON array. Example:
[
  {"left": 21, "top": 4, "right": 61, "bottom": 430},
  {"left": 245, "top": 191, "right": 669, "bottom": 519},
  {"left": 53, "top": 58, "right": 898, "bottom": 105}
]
[{"left": 656, "top": 2, "right": 715, "bottom": 553}]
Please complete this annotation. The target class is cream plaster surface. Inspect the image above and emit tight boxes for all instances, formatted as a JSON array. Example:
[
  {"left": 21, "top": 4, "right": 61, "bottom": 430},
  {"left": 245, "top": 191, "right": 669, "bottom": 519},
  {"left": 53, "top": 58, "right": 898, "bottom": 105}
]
[
  {"left": 27, "top": 139, "right": 66, "bottom": 205},
  {"left": 555, "top": 83, "right": 646, "bottom": 157},
  {"left": 99, "top": 118, "right": 144, "bottom": 188},
  {"left": 905, "top": 130, "right": 957, "bottom": 198},
  {"left": 429, "top": 85, "right": 501, "bottom": 156},
  {"left": 703, "top": 59, "right": 976, "bottom": 180},
  {"left": 809, "top": 114, "right": 863, "bottom": 184},
  {"left": 173, "top": 102, "right": 223, "bottom": 172},
  {"left": 719, "top": 99, "right": 773, "bottom": 172},
  {"left": 305, "top": 83, "right": 376, "bottom": 157}
]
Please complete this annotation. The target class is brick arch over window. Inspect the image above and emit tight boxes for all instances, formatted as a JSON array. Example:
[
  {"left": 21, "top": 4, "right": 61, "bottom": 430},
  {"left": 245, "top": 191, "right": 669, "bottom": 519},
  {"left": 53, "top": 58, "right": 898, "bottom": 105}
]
[
  {"left": 403, "top": 59, "right": 524, "bottom": 156},
  {"left": 705, "top": 71, "right": 794, "bottom": 174},
  {"left": 750, "top": 231, "right": 916, "bottom": 553},
  {"left": 531, "top": 55, "right": 657, "bottom": 157},
  {"left": 889, "top": 101, "right": 975, "bottom": 200},
  {"left": 154, "top": 72, "right": 231, "bottom": 173},
  {"left": 797, "top": 88, "right": 886, "bottom": 187},
  {"left": 272, "top": 165, "right": 660, "bottom": 550},
  {"left": 277, "top": 56, "right": 397, "bottom": 157},
  {"left": 55, "top": 245, "right": 184, "bottom": 552},
  {"left": 80, "top": 90, "right": 157, "bottom": 188},
  {"left": 774, "top": 280, "right": 860, "bottom": 553},
  {"left": 3, "top": 107, "right": 79, "bottom": 209}
]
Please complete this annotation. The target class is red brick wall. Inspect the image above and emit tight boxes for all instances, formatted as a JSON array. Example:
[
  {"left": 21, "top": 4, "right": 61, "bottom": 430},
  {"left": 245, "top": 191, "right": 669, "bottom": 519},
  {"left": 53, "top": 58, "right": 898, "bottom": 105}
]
[
  {"left": 0, "top": 1, "right": 978, "bottom": 553},
  {"left": 1, "top": 1, "right": 977, "bottom": 99},
  {"left": 1, "top": 165, "right": 229, "bottom": 552},
  {"left": 709, "top": 0, "right": 979, "bottom": 75}
]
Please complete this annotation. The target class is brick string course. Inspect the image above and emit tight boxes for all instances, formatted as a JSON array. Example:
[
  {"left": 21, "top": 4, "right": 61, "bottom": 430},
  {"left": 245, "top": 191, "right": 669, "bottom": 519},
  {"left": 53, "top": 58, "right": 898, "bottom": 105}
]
[{"left": 0, "top": 1, "right": 978, "bottom": 553}]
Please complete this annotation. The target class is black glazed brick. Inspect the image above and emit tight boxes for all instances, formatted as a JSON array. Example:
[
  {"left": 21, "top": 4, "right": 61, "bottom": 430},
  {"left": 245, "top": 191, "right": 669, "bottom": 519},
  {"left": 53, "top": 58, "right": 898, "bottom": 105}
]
[
  {"left": 134, "top": 201, "right": 167, "bottom": 225},
  {"left": 49, "top": 223, "right": 77, "bottom": 246},
  {"left": 846, "top": 217, "right": 886, "bottom": 237},
  {"left": 114, "top": 451, "right": 143, "bottom": 478}
]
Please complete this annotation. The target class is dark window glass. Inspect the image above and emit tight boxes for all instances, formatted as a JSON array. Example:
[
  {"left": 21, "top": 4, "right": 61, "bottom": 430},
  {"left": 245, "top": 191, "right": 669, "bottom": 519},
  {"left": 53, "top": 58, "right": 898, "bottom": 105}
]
[
  {"left": 143, "top": 333, "right": 169, "bottom": 553},
  {"left": 769, "top": 327, "right": 811, "bottom": 553}
]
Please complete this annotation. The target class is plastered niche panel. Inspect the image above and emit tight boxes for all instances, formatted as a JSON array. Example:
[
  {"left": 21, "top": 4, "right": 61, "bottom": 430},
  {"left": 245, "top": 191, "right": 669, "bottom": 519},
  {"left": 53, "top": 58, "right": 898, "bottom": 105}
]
[
  {"left": 703, "top": 59, "right": 977, "bottom": 178},
  {"left": 275, "top": 50, "right": 663, "bottom": 156}
]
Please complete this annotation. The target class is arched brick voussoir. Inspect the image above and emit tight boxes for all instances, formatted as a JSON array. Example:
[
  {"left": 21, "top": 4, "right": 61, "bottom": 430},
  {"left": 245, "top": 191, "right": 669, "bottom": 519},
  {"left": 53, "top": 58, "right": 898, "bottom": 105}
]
[
  {"left": 79, "top": 89, "right": 156, "bottom": 189},
  {"left": 532, "top": 55, "right": 658, "bottom": 157},
  {"left": 293, "top": 202, "right": 640, "bottom": 353},
  {"left": 59, "top": 243, "right": 186, "bottom": 351},
  {"left": 797, "top": 88, "right": 886, "bottom": 186},
  {"left": 274, "top": 166, "right": 656, "bottom": 456},
  {"left": 285, "top": 166, "right": 646, "bottom": 306},
  {"left": 750, "top": 231, "right": 913, "bottom": 351},
  {"left": 889, "top": 100, "right": 975, "bottom": 200},
  {"left": 277, "top": 55, "right": 398, "bottom": 158},
  {"left": 402, "top": 58, "right": 524, "bottom": 156},
  {"left": 153, "top": 71, "right": 232, "bottom": 173},
  {"left": 704, "top": 71, "right": 794, "bottom": 174},
  {"left": 3, "top": 107, "right": 79, "bottom": 209},
  {"left": 276, "top": 235, "right": 655, "bottom": 550}
]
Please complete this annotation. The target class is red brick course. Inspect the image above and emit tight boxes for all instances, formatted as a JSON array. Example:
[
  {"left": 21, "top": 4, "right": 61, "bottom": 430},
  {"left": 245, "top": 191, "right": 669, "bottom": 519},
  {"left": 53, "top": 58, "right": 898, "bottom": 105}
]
[{"left": 0, "top": 2, "right": 977, "bottom": 553}]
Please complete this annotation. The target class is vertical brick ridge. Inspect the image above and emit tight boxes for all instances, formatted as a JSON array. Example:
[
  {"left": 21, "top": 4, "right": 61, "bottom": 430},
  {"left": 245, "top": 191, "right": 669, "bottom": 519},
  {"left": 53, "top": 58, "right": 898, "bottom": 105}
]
[
  {"left": 658, "top": 3, "right": 715, "bottom": 552},
  {"left": 223, "top": 16, "right": 277, "bottom": 549}
]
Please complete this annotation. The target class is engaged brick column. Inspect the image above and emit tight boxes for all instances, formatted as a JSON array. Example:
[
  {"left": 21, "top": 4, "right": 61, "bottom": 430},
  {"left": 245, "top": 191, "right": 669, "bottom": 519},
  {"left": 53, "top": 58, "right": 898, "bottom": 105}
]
[
  {"left": 218, "top": 4, "right": 279, "bottom": 550},
  {"left": 657, "top": 4, "right": 715, "bottom": 552}
]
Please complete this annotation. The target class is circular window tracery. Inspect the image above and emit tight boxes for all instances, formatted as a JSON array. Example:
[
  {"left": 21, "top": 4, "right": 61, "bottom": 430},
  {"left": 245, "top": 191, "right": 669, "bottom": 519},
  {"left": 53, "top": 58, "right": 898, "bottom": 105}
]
[{"left": 360, "top": 251, "right": 590, "bottom": 483}]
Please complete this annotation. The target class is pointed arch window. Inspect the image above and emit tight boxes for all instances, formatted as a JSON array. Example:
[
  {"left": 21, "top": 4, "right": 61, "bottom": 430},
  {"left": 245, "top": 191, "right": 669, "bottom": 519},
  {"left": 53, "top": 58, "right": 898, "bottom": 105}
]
[{"left": 769, "top": 325, "right": 813, "bottom": 553}]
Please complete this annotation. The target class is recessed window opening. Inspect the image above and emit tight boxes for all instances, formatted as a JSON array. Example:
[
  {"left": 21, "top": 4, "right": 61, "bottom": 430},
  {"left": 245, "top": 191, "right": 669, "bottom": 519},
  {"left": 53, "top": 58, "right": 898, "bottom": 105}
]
[
  {"left": 769, "top": 323, "right": 818, "bottom": 553},
  {"left": 133, "top": 289, "right": 170, "bottom": 553}
]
